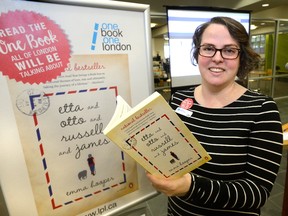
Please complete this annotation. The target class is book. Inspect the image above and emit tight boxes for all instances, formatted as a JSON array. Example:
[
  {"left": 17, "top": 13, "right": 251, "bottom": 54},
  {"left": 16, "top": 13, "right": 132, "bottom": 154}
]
[{"left": 103, "top": 92, "right": 211, "bottom": 179}]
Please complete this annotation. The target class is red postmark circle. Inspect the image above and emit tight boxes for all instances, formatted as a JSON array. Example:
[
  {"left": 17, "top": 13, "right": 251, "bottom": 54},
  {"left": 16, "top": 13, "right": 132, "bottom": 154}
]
[
  {"left": 0, "top": 10, "right": 71, "bottom": 84},
  {"left": 180, "top": 98, "right": 194, "bottom": 110}
]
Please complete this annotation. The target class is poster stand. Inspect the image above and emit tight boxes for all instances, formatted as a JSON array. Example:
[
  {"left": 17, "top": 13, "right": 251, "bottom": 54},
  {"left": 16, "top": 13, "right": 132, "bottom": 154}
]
[{"left": 0, "top": 0, "right": 157, "bottom": 215}]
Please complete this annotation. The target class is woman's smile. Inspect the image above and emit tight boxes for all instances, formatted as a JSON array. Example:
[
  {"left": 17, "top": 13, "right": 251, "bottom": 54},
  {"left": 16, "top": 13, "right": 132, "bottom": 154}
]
[{"left": 208, "top": 67, "right": 225, "bottom": 73}]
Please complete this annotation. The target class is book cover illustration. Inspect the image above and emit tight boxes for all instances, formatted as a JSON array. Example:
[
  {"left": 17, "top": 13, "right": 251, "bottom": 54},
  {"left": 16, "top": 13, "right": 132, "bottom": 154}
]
[{"left": 6, "top": 54, "right": 138, "bottom": 216}]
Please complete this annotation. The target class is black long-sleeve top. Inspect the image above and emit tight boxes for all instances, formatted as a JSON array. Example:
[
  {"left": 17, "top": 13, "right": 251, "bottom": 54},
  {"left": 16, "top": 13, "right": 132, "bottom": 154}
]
[{"left": 168, "top": 88, "right": 283, "bottom": 216}]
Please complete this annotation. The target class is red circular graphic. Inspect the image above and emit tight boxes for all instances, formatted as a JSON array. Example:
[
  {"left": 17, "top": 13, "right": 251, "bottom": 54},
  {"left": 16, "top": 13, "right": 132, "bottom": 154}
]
[
  {"left": 180, "top": 98, "right": 194, "bottom": 110},
  {"left": 0, "top": 10, "right": 71, "bottom": 84}
]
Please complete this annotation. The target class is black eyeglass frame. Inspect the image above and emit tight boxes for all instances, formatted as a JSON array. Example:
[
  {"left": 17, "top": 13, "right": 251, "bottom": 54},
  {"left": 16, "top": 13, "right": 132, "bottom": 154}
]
[{"left": 198, "top": 45, "right": 241, "bottom": 60}]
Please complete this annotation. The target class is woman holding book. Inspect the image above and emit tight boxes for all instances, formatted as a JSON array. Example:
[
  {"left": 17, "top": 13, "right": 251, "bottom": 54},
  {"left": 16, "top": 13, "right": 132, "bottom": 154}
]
[{"left": 146, "top": 16, "right": 283, "bottom": 215}]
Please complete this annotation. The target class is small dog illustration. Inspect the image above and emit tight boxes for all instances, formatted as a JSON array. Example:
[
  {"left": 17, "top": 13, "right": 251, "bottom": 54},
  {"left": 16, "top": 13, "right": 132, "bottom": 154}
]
[{"left": 78, "top": 170, "right": 87, "bottom": 180}]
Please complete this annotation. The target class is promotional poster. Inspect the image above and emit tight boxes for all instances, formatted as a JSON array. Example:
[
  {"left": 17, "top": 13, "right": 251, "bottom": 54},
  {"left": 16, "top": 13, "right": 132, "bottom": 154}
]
[{"left": 0, "top": 0, "right": 154, "bottom": 215}]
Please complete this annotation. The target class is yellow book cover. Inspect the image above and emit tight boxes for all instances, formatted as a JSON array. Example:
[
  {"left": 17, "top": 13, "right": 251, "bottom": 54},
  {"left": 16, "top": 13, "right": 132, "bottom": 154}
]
[{"left": 103, "top": 92, "right": 211, "bottom": 178}]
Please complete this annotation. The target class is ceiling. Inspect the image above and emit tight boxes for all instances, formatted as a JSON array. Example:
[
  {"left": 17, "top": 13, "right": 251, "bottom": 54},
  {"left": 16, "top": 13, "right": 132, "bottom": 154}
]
[{"left": 114, "top": 0, "right": 288, "bottom": 28}]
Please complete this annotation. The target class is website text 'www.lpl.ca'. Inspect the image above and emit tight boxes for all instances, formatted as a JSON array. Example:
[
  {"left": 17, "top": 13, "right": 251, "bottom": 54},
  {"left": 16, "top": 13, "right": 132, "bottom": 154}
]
[{"left": 85, "top": 202, "right": 117, "bottom": 216}]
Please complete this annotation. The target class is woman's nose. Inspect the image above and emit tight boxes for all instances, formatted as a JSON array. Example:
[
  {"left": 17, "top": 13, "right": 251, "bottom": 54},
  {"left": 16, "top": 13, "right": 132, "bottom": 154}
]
[{"left": 212, "top": 50, "right": 224, "bottom": 62}]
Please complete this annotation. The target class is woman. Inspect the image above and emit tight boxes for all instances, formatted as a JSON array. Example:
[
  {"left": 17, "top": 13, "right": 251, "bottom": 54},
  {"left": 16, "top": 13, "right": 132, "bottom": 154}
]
[{"left": 147, "top": 17, "right": 283, "bottom": 215}]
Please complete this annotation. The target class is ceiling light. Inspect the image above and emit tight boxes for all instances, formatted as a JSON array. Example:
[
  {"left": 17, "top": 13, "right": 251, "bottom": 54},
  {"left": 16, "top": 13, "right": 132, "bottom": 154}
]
[
  {"left": 250, "top": 24, "right": 258, "bottom": 30},
  {"left": 151, "top": 23, "right": 157, "bottom": 28},
  {"left": 163, "top": 34, "right": 169, "bottom": 40},
  {"left": 262, "top": 3, "right": 269, "bottom": 7}
]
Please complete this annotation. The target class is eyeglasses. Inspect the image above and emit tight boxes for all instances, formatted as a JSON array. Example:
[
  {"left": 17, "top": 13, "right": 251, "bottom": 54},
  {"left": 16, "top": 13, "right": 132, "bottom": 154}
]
[{"left": 198, "top": 45, "right": 241, "bottom": 60}]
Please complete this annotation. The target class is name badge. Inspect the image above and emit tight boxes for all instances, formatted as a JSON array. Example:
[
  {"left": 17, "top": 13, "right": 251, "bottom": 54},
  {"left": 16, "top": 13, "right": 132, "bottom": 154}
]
[{"left": 175, "top": 107, "right": 193, "bottom": 117}]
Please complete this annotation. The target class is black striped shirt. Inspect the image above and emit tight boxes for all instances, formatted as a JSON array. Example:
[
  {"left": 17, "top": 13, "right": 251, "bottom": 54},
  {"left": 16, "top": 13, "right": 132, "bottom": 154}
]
[{"left": 168, "top": 88, "right": 283, "bottom": 216}]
